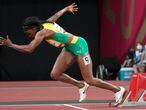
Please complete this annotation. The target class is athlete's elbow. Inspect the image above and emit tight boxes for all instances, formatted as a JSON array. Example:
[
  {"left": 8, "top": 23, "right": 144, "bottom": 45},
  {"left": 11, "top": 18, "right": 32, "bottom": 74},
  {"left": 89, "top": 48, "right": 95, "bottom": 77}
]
[
  {"left": 27, "top": 50, "right": 33, "bottom": 53},
  {"left": 27, "top": 48, "right": 35, "bottom": 53},
  {"left": 24, "top": 48, "right": 35, "bottom": 53},
  {"left": 25, "top": 44, "right": 36, "bottom": 53}
]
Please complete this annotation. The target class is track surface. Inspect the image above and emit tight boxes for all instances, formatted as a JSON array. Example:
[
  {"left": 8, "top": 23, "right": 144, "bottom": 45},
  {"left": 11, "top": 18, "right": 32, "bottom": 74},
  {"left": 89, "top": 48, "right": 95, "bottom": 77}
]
[{"left": 0, "top": 81, "right": 146, "bottom": 110}]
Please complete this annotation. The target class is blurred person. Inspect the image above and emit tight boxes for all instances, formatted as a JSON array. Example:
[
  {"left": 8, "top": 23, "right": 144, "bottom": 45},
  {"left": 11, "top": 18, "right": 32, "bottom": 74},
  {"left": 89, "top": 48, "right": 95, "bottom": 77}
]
[
  {"left": 122, "top": 48, "right": 135, "bottom": 67},
  {"left": 133, "top": 42, "right": 146, "bottom": 73},
  {"left": 141, "top": 45, "right": 146, "bottom": 64},
  {"left": 133, "top": 47, "right": 146, "bottom": 73},
  {"left": 134, "top": 42, "right": 144, "bottom": 65},
  {"left": 0, "top": 3, "right": 125, "bottom": 105}
]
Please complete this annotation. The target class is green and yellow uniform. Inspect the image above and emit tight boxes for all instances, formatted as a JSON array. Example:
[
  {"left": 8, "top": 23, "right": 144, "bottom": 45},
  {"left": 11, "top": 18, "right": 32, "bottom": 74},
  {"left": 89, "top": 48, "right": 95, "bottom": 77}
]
[{"left": 42, "top": 23, "right": 89, "bottom": 56}]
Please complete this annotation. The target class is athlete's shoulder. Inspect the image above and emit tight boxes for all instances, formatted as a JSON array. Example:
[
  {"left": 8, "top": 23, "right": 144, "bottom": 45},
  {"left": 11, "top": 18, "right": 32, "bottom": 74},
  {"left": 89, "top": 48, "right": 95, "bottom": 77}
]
[
  {"left": 42, "top": 22, "right": 66, "bottom": 33},
  {"left": 38, "top": 28, "right": 54, "bottom": 39},
  {"left": 42, "top": 22, "right": 54, "bottom": 27}
]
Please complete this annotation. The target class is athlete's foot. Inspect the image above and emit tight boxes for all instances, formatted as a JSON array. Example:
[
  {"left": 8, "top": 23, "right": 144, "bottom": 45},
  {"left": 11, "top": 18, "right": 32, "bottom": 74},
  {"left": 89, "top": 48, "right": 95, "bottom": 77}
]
[
  {"left": 79, "top": 82, "right": 89, "bottom": 102},
  {"left": 114, "top": 86, "right": 125, "bottom": 106}
]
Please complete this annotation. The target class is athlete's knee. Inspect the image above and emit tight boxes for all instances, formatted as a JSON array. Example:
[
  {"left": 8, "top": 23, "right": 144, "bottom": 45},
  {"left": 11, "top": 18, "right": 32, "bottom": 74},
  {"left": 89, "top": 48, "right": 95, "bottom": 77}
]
[
  {"left": 50, "top": 71, "right": 60, "bottom": 80},
  {"left": 50, "top": 72, "right": 55, "bottom": 79}
]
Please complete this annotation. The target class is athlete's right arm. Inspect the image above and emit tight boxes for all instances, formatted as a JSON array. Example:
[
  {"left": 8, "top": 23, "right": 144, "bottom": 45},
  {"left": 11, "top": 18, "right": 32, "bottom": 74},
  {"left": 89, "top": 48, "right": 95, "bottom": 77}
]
[
  {"left": 0, "top": 30, "right": 53, "bottom": 53},
  {"left": 47, "top": 3, "right": 78, "bottom": 22}
]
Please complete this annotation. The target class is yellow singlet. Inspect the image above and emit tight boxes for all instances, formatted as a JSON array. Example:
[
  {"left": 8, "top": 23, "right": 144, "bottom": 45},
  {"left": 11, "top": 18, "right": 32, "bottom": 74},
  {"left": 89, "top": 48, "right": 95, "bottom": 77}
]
[{"left": 43, "top": 22, "right": 66, "bottom": 47}]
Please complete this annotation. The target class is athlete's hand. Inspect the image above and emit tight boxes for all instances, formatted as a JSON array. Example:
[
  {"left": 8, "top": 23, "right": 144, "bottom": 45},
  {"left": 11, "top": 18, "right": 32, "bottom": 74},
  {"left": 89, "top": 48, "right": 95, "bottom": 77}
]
[
  {"left": 0, "top": 35, "right": 13, "bottom": 47},
  {"left": 66, "top": 3, "right": 78, "bottom": 14}
]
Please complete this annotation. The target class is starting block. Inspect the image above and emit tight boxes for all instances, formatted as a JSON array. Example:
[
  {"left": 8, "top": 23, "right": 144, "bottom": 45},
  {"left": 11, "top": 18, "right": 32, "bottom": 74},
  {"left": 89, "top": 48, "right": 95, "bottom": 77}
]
[{"left": 119, "top": 73, "right": 146, "bottom": 107}]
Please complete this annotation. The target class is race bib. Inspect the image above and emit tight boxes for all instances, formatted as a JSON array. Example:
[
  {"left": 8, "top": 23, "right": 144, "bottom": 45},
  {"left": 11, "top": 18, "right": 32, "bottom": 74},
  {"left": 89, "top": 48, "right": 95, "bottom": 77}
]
[{"left": 83, "top": 55, "right": 91, "bottom": 65}]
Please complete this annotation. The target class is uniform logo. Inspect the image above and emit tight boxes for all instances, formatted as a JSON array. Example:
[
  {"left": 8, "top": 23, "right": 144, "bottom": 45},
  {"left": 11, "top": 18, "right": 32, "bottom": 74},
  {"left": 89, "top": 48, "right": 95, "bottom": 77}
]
[{"left": 83, "top": 55, "right": 91, "bottom": 65}]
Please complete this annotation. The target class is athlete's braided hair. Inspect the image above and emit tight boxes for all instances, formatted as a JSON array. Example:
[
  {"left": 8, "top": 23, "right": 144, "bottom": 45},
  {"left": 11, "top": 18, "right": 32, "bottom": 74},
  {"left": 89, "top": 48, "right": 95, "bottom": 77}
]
[{"left": 22, "top": 16, "right": 43, "bottom": 31}]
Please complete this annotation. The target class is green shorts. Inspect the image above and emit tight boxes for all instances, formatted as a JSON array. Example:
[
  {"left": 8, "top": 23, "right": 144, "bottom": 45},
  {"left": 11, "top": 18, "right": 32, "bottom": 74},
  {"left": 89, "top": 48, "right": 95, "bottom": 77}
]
[
  {"left": 53, "top": 32, "right": 89, "bottom": 56},
  {"left": 63, "top": 37, "right": 89, "bottom": 56}
]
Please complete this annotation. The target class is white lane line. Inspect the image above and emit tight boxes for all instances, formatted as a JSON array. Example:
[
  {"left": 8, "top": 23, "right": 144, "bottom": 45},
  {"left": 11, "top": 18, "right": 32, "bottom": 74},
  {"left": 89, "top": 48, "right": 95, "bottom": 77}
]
[
  {"left": 63, "top": 104, "right": 89, "bottom": 110},
  {"left": 0, "top": 103, "right": 89, "bottom": 110}
]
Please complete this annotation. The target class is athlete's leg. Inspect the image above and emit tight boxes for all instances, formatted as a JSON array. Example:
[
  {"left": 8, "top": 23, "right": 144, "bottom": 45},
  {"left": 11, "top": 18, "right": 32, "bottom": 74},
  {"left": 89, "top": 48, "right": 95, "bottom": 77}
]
[
  {"left": 77, "top": 53, "right": 126, "bottom": 104},
  {"left": 77, "top": 53, "right": 120, "bottom": 93},
  {"left": 50, "top": 51, "right": 84, "bottom": 88}
]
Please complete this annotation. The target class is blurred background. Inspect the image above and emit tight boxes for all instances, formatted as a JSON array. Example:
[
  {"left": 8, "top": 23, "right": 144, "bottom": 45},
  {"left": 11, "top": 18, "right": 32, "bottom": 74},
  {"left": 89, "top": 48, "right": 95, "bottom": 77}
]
[{"left": 0, "top": 0, "right": 146, "bottom": 81}]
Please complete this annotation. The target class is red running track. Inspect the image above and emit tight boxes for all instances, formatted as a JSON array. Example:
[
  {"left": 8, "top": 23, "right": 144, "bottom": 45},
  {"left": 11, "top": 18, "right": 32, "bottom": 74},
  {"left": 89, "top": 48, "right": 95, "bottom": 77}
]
[{"left": 0, "top": 80, "right": 146, "bottom": 110}]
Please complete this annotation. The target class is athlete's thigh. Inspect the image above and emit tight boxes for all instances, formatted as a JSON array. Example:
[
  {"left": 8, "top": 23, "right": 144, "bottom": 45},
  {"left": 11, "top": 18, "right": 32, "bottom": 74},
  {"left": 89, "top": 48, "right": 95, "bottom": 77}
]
[
  {"left": 51, "top": 51, "right": 76, "bottom": 75},
  {"left": 77, "top": 53, "right": 94, "bottom": 80}
]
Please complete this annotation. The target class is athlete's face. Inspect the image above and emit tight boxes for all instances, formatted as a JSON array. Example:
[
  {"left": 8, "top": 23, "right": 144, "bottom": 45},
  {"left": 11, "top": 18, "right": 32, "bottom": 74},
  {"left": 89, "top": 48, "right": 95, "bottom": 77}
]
[{"left": 24, "top": 27, "right": 37, "bottom": 38}]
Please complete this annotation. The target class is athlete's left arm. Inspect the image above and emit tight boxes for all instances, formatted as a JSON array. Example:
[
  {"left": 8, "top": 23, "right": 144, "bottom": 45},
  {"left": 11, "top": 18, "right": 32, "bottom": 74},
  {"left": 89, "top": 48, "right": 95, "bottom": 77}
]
[{"left": 47, "top": 3, "right": 78, "bottom": 22}]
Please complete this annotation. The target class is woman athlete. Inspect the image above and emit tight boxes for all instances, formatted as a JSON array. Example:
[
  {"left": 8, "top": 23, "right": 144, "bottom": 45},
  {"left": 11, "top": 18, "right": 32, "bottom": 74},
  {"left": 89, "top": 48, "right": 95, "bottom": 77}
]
[{"left": 0, "top": 3, "right": 125, "bottom": 105}]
